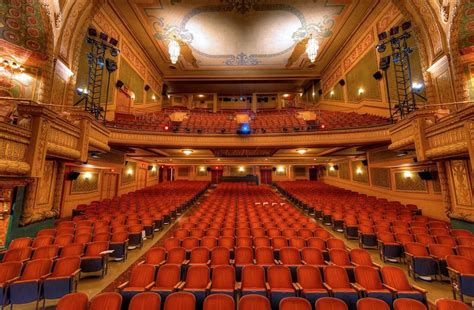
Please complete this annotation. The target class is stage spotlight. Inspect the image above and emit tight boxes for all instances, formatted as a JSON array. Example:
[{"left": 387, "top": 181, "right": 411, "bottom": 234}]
[
  {"left": 389, "top": 26, "right": 399, "bottom": 36},
  {"left": 376, "top": 44, "right": 386, "bottom": 53},
  {"left": 110, "top": 48, "right": 120, "bottom": 57},
  {"left": 99, "top": 32, "right": 108, "bottom": 41},
  {"left": 390, "top": 37, "right": 400, "bottom": 45},
  {"left": 377, "top": 32, "right": 387, "bottom": 41},
  {"left": 379, "top": 56, "right": 391, "bottom": 70},
  {"left": 109, "top": 37, "right": 119, "bottom": 46},
  {"left": 402, "top": 21, "right": 412, "bottom": 31},
  {"left": 97, "top": 56, "right": 105, "bottom": 68},
  {"left": 404, "top": 47, "right": 414, "bottom": 54},
  {"left": 105, "top": 59, "right": 117, "bottom": 73},
  {"left": 373, "top": 71, "right": 383, "bottom": 80},
  {"left": 393, "top": 53, "right": 401, "bottom": 64},
  {"left": 88, "top": 28, "right": 97, "bottom": 37}
]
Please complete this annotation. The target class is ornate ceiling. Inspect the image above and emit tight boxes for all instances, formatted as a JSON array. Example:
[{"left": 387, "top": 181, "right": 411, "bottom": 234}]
[{"left": 111, "top": 0, "right": 377, "bottom": 80}]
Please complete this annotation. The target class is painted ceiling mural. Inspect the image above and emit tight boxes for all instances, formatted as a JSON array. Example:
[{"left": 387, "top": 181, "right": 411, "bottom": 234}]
[
  {"left": 0, "top": 0, "right": 48, "bottom": 59},
  {"left": 137, "top": 0, "right": 352, "bottom": 71}
]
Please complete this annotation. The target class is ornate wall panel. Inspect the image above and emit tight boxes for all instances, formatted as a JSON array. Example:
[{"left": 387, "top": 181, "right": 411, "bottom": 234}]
[
  {"left": 36, "top": 160, "right": 56, "bottom": 206},
  {"left": 449, "top": 159, "right": 473, "bottom": 207},
  {"left": 346, "top": 50, "right": 381, "bottom": 102},
  {"left": 293, "top": 166, "right": 306, "bottom": 177},
  {"left": 328, "top": 168, "right": 338, "bottom": 177},
  {"left": 432, "top": 176, "right": 442, "bottom": 193},
  {"left": 370, "top": 168, "right": 391, "bottom": 188},
  {"left": 71, "top": 172, "right": 99, "bottom": 193},
  {"left": 122, "top": 161, "right": 137, "bottom": 184},
  {"left": 178, "top": 167, "right": 190, "bottom": 177},
  {"left": 351, "top": 161, "right": 368, "bottom": 183},
  {"left": 339, "top": 162, "right": 350, "bottom": 180},
  {"left": 434, "top": 70, "right": 456, "bottom": 104},
  {"left": 395, "top": 172, "right": 427, "bottom": 192}
]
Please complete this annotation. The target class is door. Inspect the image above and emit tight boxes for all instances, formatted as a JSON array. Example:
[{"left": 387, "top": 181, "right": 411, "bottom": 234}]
[
  {"left": 309, "top": 168, "right": 318, "bottom": 181},
  {"left": 102, "top": 173, "right": 118, "bottom": 199},
  {"left": 137, "top": 168, "right": 147, "bottom": 189},
  {"left": 159, "top": 167, "right": 164, "bottom": 183},
  {"left": 260, "top": 169, "right": 273, "bottom": 184},
  {"left": 211, "top": 169, "right": 223, "bottom": 184}
]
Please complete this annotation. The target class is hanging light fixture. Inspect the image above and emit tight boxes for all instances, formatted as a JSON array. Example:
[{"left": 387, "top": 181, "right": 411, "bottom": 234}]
[
  {"left": 306, "top": 34, "right": 319, "bottom": 63},
  {"left": 168, "top": 39, "right": 180, "bottom": 64}
]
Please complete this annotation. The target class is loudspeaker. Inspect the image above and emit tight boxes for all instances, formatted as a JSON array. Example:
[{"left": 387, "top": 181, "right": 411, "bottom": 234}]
[
  {"left": 116, "top": 80, "right": 124, "bottom": 88},
  {"left": 362, "top": 159, "right": 368, "bottom": 166},
  {"left": 418, "top": 171, "right": 436, "bottom": 180},
  {"left": 333, "top": 165, "right": 339, "bottom": 171},
  {"left": 373, "top": 71, "right": 383, "bottom": 80},
  {"left": 125, "top": 160, "right": 128, "bottom": 166},
  {"left": 272, "top": 167, "right": 277, "bottom": 172},
  {"left": 206, "top": 167, "right": 211, "bottom": 172},
  {"left": 322, "top": 166, "right": 327, "bottom": 171},
  {"left": 147, "top": 165, "right": 153, "bottom": 171},
  {"left": 67, "top": 171, "right": 80, "bottom": 180},
  {"left": 144, "top": 85, "right": 150, "bottom": 91},
  {"left": 318, "top": 89, "right": 323, "bottom": 95},
  {"left": 339, "top": 79, "right": 345, "bottom": 86}
]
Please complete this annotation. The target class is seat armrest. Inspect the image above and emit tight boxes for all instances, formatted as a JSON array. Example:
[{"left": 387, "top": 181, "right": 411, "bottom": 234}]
[
  {"left": 292, "top": 283, "right": 301, "bottom": 291},
  {"left": 372, "top": 262, "right": 382, "bottom": 269},
  {"left": 176, "top": 282, "right": 185, "bottom": 290},
  {"left": 136, "top": 260, "right": 145, "bottom": 266},
  {"left": 294, "top": 282, "right": 303, "bottom": 291},
  {"left": 145, "top": 282, "right": 155, "bottom": 290},
  {"left": 173, "top": 282, "right": 183, "bottom": 290},
  {"left": 351, "top": 262, "right": 359, "bottom": 267},
  {"left": 323, "top": 283, "right": 333, "bottom": 292},
  {"left": 412, "top": 285, "right": 427, "bottom": 295},
  {"left": 382, "top": 284, "right": 397, "bottom": 292},
  {"left": 116, "top": 281, "right": 129, "bottom": 291},
  {"left": 206, "top": 281, "right": 212, "bottom": 290},
  {"left": 183, "top": 260, "right": 189, "bottom": 265},
  {"left": 301, "top": 260, "right": 307, "bottom": 265},
  {"left": 230, "top": 259, "right": 234, "bottom": 264},
  {"left": 274, "top": 259, "right": 281, "bottom": 265},
  {"left": 5, "top": 277, "right": 20, "bottom": 285},
  {"left": 265, "top": 282, "right": 271, "bottom": 291},
  {"left": 351, "top": 283, "right": 364, "bottom": 291},
  {"left": 40, "top": 273, "right": 52, "bottom": 280}
]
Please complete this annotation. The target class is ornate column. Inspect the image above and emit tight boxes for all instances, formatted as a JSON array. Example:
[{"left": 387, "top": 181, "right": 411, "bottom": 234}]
[{"left": 436, "top": 161, "right": 452, "bottom": 219}]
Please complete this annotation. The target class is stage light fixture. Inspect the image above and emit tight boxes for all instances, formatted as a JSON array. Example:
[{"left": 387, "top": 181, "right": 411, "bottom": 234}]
[
  {"left": 376, "top": 44, "right": 386, "bottom": 53},
  {"left": 373, "top": 71, "right": 383, "bottom": 80},
  {"left": 99, "top": 32, "right": 108, "bottom": 41},
  {"left": 377, "top": 32, "right": 387, "bottom": 41},
  {"left": 389, "top": 26, "right": 399, "bottom": 36},
  {"left": 402, "top": 21, "right": 412, "bottom": 31},
  {"left": 88, "top": 28, "right": 97, "bottom": 37},
  {"left": 109, "top": 37, "right": 119, "bottom": 46},
  {"left": 105, "top": 59, "right": 117, "bottom": 73},
  {"left": 379, "top": 56, "right": 391, "bottom": 70},
  {"left": 110, "top": 48, "right": 119, "bottom": 57}
]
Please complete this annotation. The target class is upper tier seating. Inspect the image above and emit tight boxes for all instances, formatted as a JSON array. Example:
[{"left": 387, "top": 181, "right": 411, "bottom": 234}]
[{"left": 109, "top": 109, "right": 389, "bottom": 134}]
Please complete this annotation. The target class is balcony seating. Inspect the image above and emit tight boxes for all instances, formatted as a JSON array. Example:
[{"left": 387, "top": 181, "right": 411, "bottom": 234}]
[{"left": 117, "top": 264, "right": 155, "bottom": 308}]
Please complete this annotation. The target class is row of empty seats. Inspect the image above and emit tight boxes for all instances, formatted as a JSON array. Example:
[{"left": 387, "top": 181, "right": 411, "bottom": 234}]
[
  {"left": 0, "top": 181, "right": 209, "bottom": 309},
  {"left": 109, "top": 109, "right": 390, "bottom": 133},
  {"left": 276, "top": 181, "right": 474, "bottom": 303},
  {"left": 57, "top": 291, "right": 471, "bottom": 310}
]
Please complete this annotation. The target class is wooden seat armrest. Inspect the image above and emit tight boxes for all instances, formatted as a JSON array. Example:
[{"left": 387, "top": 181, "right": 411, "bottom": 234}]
[
  {"left": 183, "top": 260, "right": 190, "bottom": 265},
  {"left": 412, "top": 285, "right": 427, "bottom": 294},
  {"left": 265, "top": 282, "right": 271, "bottom": 291},
  {"left": 382, "top": 284, "right": 396, "bottom": 292},
  {"left": 5, "top": 277, "right": 20, "bottom": 285},
  {"left": 372, "top": 262, "right": 382, "bottom": 269},
  {"left": 173, "top": 282, "right": 183, "bottom": 290},
  {"left": 323, "top": 283, "right": 333, "bottom": 292},
  {"left": 136, "top": 260, "right": 145, "bottom": 266},
  {"left": 205, "top": 281, "right": 212, "bottom": 290},
  {"left": 292, "top": 283, "right": 301, "bottom": 291},
  {"left": 116, "top": 281, "right": 129, "bottom": 291},
  {"left": 301, "top": 260, "right": 307, "bottom": 265},
  {"left": 351, "top": 283, "right": 364, "bottom": 291},
  {"left": 235, "top": 282, "right": 241, "bottom": 291},
  {"left": 40, "top": 273, "right": 52, "bottom": 280},
  {"left": 294, "top": 282, "right": 303, "bottom": 291},
  {"left": 176, "top": 282, "right": 186, "bottom": 290},
  {"left": 145, "top": 282, "right": 155, "bottom": 290}
]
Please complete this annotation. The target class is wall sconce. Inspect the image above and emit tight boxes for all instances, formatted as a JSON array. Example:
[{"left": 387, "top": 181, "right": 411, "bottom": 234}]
[
  {"left": 329, "top": 165, "right": 335, "bottom": 171},
  {"left": 76, "top": 88, "right": 89, "bottom": 96},
  {"left": 330, "top": 90, "right": 335, "bottom": 97},
  {"left": 239, "top": 166, "right": 245, "bottom": 172},
  {"left": 83, "top": 172, "right": 92, "bottom": 180},
  {"left": 403, "top": 171, "right": 413, "bottom": 179},
  {"left": 152, "top": 95, "right": 156, "bottom": 101},
  {"left": 127, "top": 168, "right": 133, "bottom": 176},
  {"left": 277, "top": 166, "right": 285, "bottom": 173},
  {"left": 131, "top": 93, "right": 136, "bottom": 100},
  {"left": 199, "top": 166, "right": 206, "bottom": 172},
  {"left": 356, "top": 167, "right": 363, "bottom": 175},
  {"left": 151, "top": 166, "right": 157, "bottom": 172},
  {"left": 358, "top": 88, "right": 365, "bottom": 95},
  {"left": 296, "top": 149, "right": 307, "bottom": 155}
]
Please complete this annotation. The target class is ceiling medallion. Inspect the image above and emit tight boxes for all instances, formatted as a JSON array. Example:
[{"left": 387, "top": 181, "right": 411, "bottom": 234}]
[{"left": 222, "top": 0, "right": 261, "bottom": 14}]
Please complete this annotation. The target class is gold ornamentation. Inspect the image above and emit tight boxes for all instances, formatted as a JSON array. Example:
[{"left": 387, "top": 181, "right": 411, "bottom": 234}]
[
  {"left": 371, "top": 168, "right": 391, "bottom": 188},
  {"left": 395, "top": 172, "right": 427, "bottom": 192},
  {"left": 450, "top": 160, "right": 472, "bottom": 207}
]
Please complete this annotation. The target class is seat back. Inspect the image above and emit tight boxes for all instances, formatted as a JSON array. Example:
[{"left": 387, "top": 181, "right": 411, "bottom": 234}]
[
  {"left": 350, "top": 248, "right": 373, "bottom": 266},
  {"left": 242, "top": 265, "right": 266, "bottom": 289},
  {"left": 301, "top": 248, "right": 324, "bottom": 265},
  {"left": 393, "top": 298, "right": 426, "bottom": 310},
  {"left": 85, "top": 241, "right": 109, "bottom": 256},
  {"left": 238, "top": 295, "right": 271, "bottom": 310},
  {"left": 446, "top": 255, "right": 474, "bottom": 274},
  {"left": 457, "top": 246, "right": 474, "bottom": 260},
  {"left": 32, "top": 245, "right": 59, "bottom": 260},
  {"left": 155, "top": 264, "right": 181, "bottom": 288},
  {"left": 146, "top": 247, "right": 166, "bottom": 264},
  {"left": 164, "top": 292, "right": 196, "bottom": 310},
  {"left": 90, "top": 292, "right": 122, "bottom": 310},
  {"left": 279, "top": 297, "right": 311, "bottom": 310},
  {"left": 315, "top": 297, "right": 348, "bottom": 310},
  {"left": 57, "top": 293, "right": 88, "bottom": 310},
  {"left": 184, "top": 265, "right": 209, "bottom": 289},
  {"left": 60, "top": 243, "right": 85, "bottom": 257},
  {"left": 355, "top": 266, "right": 383, "bottom": 290},
  {"left": 235, "top": 247, "right": 253, "bottom": 265},
  {"left": 211, "top": 265, "right": 235, "bottom": 290},
  {"left": 189, "top": 247, "right": 209, "bottom": 264},
  {"left": 280, "top": 247, "right": 301, "bottom": 265},
  {"left": 297, "top": 265, "right": 324, "bottom": 289},
  {"left": 129, "top": 264, "right": 155, "bottom": 287},
  {"left": 324, "top": 265, "right": 350, "bottom": 289},
  {"left": 267, "top": 265, "right": 293, "bottom": 289},
  {"left": 357, "top": 298, "right": 390, "bottom": 310},
  {"left": 381, "top": 266, "right": 412, "bottom": 290},
  {"left": 167, "top": 247, "right": 186, "bottom": 264},
  {"left": 405, "top": 242, "right": 429, "bottom": 256},
  {"left": 52, "top": 256, "right": 81, "bottom": 277},
  {"left": 329, "top": 248, "right": 351, "bottom": 266},
  {"left": 21, "top": 259, "right": 52, "bottom": 280},
  {"left": 9, "top": 237, "right": 32, "bottom": 249},
  {"left": 32, "top": 236, "right": 54, "bottom": 248},
  {"left": 211, "top": 246, "right": 230, "bottom": 265},
  {"left": 203, "top": 294, "right": 234, "bottom": 310},
  {"left": 0, "top": 261, "right": 22, "bottom": 284},
  {"left": 435, "top": 298, "right": 470, "bottom": 310},
  {"left": 327, "top": 238, "right": 345, "bottom": 249}
]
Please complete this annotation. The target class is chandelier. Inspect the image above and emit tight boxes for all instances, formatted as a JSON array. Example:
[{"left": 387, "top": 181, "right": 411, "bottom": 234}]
[
  {"left": 168, "top": 39, "right": 180, "bottom": 64},
  {"left": 306, "top": 35, "right": 319, "bottom": 63}
]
